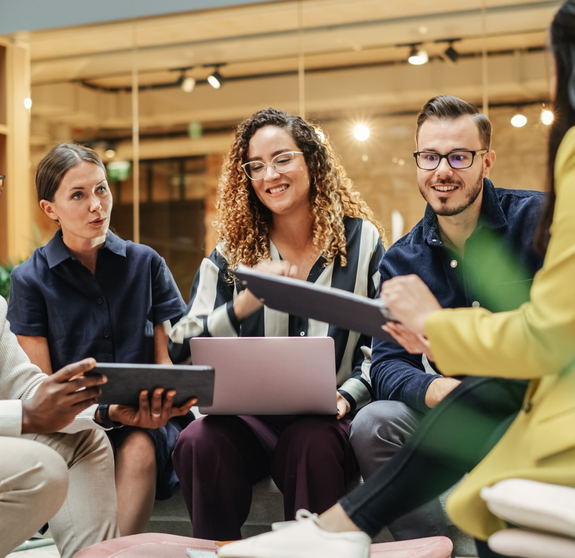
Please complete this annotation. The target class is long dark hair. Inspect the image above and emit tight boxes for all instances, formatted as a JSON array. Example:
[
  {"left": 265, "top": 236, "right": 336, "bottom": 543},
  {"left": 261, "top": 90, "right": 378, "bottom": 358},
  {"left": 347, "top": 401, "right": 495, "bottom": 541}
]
[{"left": 534, "top": 0, "right": 575, "bottom": 252}]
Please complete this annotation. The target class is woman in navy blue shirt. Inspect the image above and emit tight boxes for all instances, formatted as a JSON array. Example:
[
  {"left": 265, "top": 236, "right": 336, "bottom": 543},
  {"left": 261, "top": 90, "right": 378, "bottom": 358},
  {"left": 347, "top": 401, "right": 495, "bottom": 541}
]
[{"left": 7, "top": 144, "right": 193, "bottom": 535}]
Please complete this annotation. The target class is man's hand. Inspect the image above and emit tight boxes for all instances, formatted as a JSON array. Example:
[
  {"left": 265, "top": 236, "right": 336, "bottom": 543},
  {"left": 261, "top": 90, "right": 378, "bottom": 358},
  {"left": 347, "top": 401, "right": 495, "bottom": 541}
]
[
  {"left": 108, "top": 388, "right": 196, "bottom": 429},
  {"left": 424, "top": 377, "right": 461, "bottom": 408},
  {"left": 336, "top": 392, "right": 351, "bottom": 420},
  {"left": 21, "top": 358, "right": 106, "bottom": 434}
]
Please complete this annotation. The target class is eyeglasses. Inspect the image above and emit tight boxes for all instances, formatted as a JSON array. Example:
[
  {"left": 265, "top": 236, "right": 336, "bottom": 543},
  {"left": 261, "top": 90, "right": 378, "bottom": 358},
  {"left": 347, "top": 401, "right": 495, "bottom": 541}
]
[
  {"left": 241, "top": 151, "right": 303, "bottom": 181},
  {"left": 413, "top": 150, "right": 488, "bottom": 170},
  {"left": 0, "top": 175, "right": 4, "bottom": 195}
]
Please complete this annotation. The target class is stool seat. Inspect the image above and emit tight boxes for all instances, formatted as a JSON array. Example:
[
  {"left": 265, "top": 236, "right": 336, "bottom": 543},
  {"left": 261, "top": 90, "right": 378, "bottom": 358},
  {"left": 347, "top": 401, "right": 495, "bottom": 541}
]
[{"left": 74, "top": 533, "right": 453, "bottom": 558}]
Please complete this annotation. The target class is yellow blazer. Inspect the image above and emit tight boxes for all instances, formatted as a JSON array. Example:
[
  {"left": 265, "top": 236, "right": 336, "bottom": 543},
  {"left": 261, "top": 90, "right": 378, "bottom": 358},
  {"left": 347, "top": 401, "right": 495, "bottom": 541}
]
[{"left": 425, "top": 125, "right": 575, "bottom": 541}]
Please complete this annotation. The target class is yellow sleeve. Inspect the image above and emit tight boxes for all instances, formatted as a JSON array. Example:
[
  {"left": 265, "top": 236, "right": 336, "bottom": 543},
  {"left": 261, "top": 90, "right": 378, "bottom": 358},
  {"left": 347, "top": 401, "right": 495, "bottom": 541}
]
[{"left": 427, "top": 126, "right": 575, "bottom": 380}]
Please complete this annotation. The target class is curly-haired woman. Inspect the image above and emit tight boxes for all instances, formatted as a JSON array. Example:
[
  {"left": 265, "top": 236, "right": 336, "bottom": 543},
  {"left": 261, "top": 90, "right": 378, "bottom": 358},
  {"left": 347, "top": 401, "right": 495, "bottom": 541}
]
[{"left": 168, "top": 107, "right": 385, "bottom": 540}]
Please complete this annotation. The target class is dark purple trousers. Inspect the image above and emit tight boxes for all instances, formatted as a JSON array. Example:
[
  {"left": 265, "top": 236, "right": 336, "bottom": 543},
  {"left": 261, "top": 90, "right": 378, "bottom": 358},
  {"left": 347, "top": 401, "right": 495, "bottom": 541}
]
[{"left": 172, "top": 414, "right": 357, "bottom": 540}]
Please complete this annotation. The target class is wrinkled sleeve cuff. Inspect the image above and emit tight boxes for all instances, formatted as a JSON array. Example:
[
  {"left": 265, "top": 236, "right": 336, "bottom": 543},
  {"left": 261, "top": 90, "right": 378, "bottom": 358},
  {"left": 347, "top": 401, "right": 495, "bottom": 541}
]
[
  {"left": 0, "top": 400, "right": 23, "bottom": 437},
  {"left": 207, "top": 303, "right": 239, "bottom": 337},
  {"left": 338, "top": 377, "right": 372, "bottom": 413}
]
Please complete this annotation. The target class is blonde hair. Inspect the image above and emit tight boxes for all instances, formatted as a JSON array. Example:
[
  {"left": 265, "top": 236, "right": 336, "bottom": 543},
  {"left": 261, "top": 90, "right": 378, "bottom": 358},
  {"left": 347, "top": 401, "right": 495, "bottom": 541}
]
[{"left": 216, "top": 108, "right": 386, "bottom": 270}]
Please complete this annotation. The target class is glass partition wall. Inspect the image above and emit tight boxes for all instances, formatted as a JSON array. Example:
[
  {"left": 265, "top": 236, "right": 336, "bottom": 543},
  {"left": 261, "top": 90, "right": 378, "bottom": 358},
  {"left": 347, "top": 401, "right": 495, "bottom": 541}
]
[{"left": 6, "top": 0, "right": 555, "bottom": 295}]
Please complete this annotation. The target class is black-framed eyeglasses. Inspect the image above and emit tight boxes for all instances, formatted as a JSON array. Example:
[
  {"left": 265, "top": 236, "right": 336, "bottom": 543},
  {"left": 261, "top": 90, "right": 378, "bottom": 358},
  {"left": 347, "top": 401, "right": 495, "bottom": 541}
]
[
  {"left": 0, "top": 175, "right": 4, "bottom": 195},
  {"left": 413, "top": 150, "right": 488, "bottom": 170},
  {"left": 241, "top": 151, "right": 303, "bottom": 181}
]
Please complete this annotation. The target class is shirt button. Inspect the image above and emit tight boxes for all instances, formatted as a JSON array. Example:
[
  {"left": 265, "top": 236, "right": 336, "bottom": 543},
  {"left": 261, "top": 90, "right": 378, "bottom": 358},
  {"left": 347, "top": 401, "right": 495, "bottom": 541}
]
[
  {"left": 450, "top": 259, "right": 458, "bottom": 268},
  {"left": 299, "top": 331, "right": 305, "bottom": 336},
  {"left": 472, "top": 301, "right": 480, "bottom": 308},
  {"left": 97, "top": 298, "right": 103, "bottom": 305},
  {"left": 103, "top": 332, "right": 109, "bottom": 339},
  {"left": 523, "top": 400, "right": 532, "bottom": 413}
]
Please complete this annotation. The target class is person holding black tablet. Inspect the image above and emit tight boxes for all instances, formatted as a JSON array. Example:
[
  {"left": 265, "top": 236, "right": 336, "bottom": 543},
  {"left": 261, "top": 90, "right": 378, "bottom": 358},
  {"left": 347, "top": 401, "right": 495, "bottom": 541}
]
[
  {"left": 7, "top": 143, "right": 195, "bottom": 536},
  {"left": 169, "top": 107, "right": 386, "bottom": 541}
]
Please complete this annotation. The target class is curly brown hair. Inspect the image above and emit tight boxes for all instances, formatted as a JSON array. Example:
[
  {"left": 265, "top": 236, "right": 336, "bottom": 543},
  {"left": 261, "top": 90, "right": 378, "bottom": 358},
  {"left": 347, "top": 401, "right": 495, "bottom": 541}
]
[{"left": 216, "top": 108, "right": 386, "bottom": 269}]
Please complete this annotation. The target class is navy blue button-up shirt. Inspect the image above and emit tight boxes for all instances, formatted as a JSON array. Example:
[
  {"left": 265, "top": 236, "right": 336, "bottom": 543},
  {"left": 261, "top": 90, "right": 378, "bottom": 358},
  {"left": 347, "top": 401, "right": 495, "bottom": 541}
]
[
  {"left": 7, "top": 231, "right": 186, "bottom": 371},
  {"left": 371, "top": 179, "right": 545, "bottom": 412}
]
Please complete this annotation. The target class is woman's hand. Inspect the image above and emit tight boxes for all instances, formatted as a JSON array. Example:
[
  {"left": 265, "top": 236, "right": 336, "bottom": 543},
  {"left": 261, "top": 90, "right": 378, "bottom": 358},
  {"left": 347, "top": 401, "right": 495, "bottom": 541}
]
[
  {"left": 108, "top": 388, "right": 196, "bottom": 429},
  {"left": 234, "top": 260, "right": 298, "bottom": 321},
  {"left": 381, "top": 275, "right": 442, "bottom": 336},
  {"left": 383, "top": 322, "right": 435, "bottom": 361},
  {"left": 336, "top": 392, "right": 351, "bottom": 420}
]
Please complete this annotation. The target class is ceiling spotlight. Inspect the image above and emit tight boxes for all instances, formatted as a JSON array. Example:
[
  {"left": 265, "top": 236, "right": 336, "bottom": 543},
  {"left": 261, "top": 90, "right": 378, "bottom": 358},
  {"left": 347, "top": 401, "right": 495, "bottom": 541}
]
[
  {"left": 443, "top": 43, "right": 459, "bottom": 64},
  {"left": 353, "top": 124, "right": 370, "bottom": 141},
  {"left": 511, "top": 113, "right": 528, "bottom": 128},
  {"left": 181, "top": 75, "right": 196, "bottom": 93},
  {"left": 541, "top": 108, "right": 554, "bottom": 126},
  {"left": 104, "top": 143, "right": 116, "bottom": 159},
  {"left": 408, "top": 45, "right": 429, "bottom": 66},
  {"left": 207, "top": 69, "right": 223, "bottom": 89}
]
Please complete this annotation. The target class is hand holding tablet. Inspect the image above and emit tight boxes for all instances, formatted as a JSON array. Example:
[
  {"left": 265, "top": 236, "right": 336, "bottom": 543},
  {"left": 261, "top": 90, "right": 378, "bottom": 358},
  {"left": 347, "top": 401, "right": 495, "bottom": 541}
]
[{"left": 85, "top": 363, "right": 214, "bottom": 407}]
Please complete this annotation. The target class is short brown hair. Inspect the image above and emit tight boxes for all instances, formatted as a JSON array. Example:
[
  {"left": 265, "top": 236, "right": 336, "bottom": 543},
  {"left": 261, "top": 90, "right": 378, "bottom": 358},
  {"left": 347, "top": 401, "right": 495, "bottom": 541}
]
[
  {"left": 36, "top": 143, "right": 106, "bottom": 203},
  {"left": 415, "top": 95, "right": 492, "bottom": 149}
]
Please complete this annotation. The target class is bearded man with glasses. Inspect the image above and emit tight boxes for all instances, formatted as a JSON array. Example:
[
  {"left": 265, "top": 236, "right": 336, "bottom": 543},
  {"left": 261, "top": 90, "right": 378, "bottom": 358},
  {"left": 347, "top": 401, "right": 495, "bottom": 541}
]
[{"left": 348, "top": 95, "right": 545, "bottom": 550}]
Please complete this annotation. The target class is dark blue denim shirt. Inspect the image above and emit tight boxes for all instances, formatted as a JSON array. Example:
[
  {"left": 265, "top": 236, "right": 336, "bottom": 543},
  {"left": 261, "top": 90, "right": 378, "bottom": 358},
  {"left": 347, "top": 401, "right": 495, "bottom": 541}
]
[{"left": 371, "top": 179, "right": 545, "bottom": 412}]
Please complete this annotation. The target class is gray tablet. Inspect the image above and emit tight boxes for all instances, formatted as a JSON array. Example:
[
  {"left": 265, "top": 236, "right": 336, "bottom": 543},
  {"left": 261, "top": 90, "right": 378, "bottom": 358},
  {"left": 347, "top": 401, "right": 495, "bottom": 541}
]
[
  {"left": 86, "top": 363, "right": 215, "bottom": 407},
  {"left": 231, "top": 265, "right": 397, "bottom": 342}
]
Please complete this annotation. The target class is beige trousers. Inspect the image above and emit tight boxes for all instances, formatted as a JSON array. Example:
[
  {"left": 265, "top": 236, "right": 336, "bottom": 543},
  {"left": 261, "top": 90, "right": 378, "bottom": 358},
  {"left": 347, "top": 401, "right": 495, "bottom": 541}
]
[{"left": 0, "top": 429, "right": 119, "bottom": 558}]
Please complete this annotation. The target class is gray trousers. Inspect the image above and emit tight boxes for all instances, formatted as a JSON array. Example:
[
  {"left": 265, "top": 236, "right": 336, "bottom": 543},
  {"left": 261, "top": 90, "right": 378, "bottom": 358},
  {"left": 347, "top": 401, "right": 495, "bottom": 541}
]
[
  {"left": 350, "top": 401, "right": 451, "bottom": 542},
  {"left": 0, "top": 429, "right": 119, "bottom": 558}
]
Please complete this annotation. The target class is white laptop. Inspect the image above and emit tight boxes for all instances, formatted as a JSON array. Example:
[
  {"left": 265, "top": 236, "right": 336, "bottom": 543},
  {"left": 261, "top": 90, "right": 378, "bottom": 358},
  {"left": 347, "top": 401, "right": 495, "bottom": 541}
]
[{"left": 190, "top": 337, "right": 338, "bottom": 415}]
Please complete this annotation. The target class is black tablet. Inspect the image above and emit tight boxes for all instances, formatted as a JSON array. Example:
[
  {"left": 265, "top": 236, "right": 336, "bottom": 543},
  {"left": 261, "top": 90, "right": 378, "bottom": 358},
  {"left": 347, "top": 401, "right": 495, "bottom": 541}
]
[{"left": 86, "top": 363, "right": 215, "bottom": 407}]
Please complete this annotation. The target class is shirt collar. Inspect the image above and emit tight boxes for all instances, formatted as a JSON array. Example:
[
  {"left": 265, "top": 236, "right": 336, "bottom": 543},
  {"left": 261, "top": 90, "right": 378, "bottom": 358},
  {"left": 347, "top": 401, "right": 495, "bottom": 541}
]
[
  {"left": 423, "top": 178, "right": 507, "bottom": 246},
  {"left": 45, "top": 230, "right": 127, "bottom": 269}
]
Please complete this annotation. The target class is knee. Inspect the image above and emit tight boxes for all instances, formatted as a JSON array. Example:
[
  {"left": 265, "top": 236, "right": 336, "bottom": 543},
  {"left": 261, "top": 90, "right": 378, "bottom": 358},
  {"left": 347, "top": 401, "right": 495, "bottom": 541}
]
[
  {"left": 279, "top": 418, "right": 343, "bottom": 457},
  {"left": 117, "top": 430, "right": 156, "bottom": 472},
  {"left": 176, "top": 416, "right": 243, "bottom": 454},
  {"left": 351, "top": 401, "right": 420, "bottom": 446},
  {"left": 173, "top": 416, "right": 240, "bottom": 471},
  {"left": 15, "top": 441, "right": 69, "bottom": 516}
]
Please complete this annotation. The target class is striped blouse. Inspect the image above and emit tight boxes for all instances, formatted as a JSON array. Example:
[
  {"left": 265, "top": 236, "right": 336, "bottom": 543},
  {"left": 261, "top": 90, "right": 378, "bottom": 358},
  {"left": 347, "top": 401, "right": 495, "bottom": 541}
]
[{"left": 169, "top": 217, "right": 384, "bottom": 412}]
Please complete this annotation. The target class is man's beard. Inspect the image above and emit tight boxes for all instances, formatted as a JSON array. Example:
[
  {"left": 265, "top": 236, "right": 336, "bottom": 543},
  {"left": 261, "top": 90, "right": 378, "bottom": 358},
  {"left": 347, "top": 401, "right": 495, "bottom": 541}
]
[{"left": 419, "top": 175, "right": 483, "bottom": 217}]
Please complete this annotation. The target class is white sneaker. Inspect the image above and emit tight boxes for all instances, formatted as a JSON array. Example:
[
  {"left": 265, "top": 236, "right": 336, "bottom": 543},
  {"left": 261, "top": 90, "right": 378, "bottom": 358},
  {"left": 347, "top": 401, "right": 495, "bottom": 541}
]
[{"left": 217, "top": 509, "right": 371, "bottom": 558}]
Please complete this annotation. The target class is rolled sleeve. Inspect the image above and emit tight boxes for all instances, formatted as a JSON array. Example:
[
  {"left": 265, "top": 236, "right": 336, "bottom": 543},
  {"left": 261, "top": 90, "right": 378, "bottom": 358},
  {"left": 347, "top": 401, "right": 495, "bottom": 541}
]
[
  {"left": 151, "top": 257, "right": 186, "bottom": 326},
  {"left": 7, "top": 269, "right": 49, "bottom": 338}
]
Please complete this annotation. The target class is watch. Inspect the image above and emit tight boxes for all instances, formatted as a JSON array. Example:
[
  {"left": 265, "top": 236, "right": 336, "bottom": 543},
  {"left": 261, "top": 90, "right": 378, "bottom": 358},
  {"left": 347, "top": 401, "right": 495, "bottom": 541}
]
[{"left": 97, "top": 404, "right": 123, "bottom": 429}]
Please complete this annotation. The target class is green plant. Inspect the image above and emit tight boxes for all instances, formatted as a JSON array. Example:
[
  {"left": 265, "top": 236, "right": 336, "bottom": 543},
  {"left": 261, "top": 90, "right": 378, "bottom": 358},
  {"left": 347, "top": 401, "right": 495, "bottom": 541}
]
[{"left": 0, "top": 261, "right": 18, "bottom": 300}]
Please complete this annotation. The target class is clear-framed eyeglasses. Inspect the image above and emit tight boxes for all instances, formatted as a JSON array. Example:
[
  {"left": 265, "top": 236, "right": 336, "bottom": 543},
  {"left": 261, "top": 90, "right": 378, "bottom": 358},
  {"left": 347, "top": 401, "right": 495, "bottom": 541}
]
[
  {"left": 413, "top": 150, "right": 488, "bottom": 171},
  {"left": 241, "top": 151, "right": 303, "bottom": 181},
  {"left": 0, "top": 175, "right": 4, "bottom": 195}
]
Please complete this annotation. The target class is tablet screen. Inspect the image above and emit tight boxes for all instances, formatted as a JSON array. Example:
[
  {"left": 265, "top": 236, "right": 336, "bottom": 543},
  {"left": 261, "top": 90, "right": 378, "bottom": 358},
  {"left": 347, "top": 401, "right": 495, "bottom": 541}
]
[{"left": 86, "top": 363, "right": 214, "bottom": 407}]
